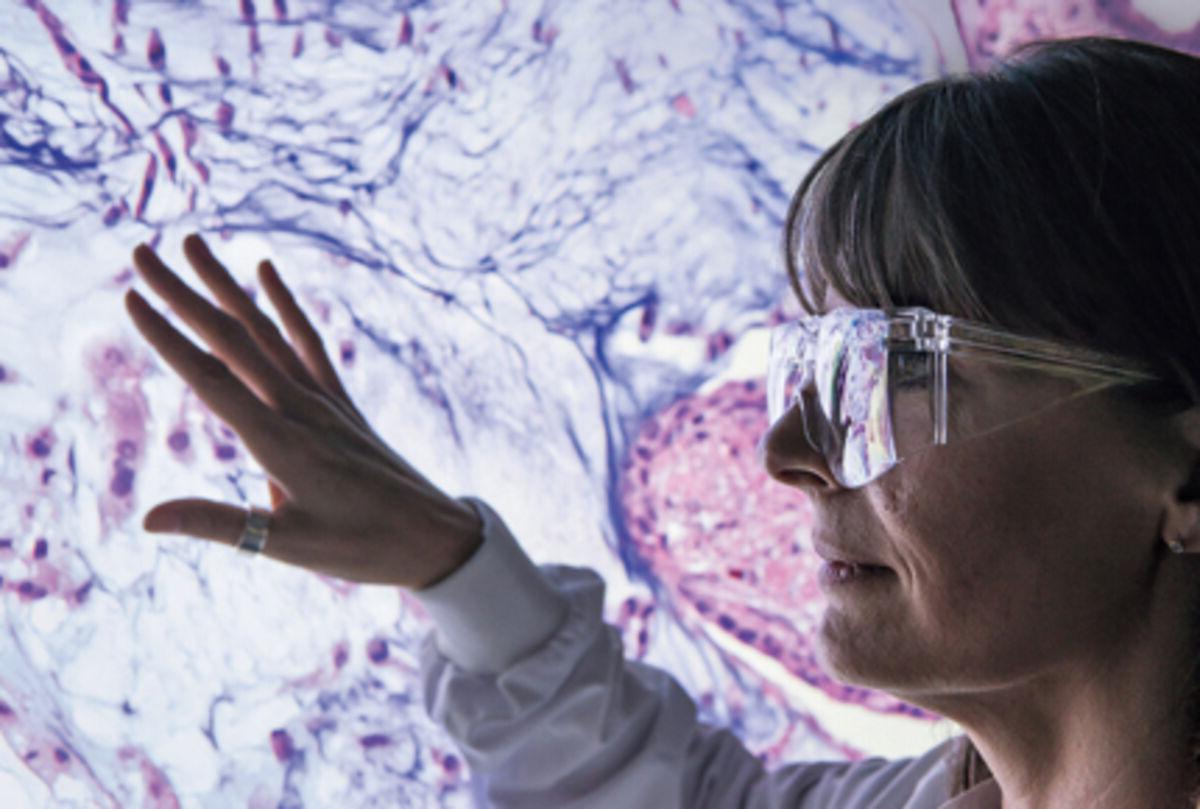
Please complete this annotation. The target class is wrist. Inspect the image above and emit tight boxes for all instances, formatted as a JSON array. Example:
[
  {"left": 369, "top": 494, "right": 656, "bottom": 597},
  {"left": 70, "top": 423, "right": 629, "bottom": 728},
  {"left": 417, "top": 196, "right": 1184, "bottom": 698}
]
[{"left": 414, "top": 499, "right": 484, "bottom": 590}]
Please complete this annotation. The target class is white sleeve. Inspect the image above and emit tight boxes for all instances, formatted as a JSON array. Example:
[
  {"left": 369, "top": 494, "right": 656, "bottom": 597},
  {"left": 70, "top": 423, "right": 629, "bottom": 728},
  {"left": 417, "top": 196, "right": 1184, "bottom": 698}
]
[{"left": 415, "top": 497, "right": 959, "bottom": 809}]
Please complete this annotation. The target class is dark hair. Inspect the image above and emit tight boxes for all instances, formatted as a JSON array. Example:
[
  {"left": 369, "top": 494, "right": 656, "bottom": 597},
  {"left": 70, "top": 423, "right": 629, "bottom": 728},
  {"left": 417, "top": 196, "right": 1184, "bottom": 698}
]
[
  {"left": 781, "top": 36, "right": 1200, "bottom": 798},
  {"left": 784, "top": 36, "right": 1200, "bottom": 414}
]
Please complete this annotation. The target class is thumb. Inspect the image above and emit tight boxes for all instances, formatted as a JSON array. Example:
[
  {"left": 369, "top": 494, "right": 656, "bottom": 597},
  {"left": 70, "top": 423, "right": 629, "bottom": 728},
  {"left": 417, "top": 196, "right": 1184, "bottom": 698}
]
[
  {"left": 142, "top": 498, "right": 253, "bottom": 545},
  {"left": 143, "top": 507, "right": 180, "bottom": 533}
]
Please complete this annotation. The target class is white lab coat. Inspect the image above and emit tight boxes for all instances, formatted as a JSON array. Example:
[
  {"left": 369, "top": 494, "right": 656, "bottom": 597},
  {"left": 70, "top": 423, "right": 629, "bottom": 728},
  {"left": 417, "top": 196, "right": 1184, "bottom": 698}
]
[{"left": 416, "top": 498, "right": 1001, "bottom": 808}]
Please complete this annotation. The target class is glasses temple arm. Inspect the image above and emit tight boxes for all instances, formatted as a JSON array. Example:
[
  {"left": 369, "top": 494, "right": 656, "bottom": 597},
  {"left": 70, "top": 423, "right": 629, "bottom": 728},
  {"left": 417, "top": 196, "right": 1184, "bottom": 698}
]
[{"left": 943, "top": 338, "right": 1159, "bottom": 384}]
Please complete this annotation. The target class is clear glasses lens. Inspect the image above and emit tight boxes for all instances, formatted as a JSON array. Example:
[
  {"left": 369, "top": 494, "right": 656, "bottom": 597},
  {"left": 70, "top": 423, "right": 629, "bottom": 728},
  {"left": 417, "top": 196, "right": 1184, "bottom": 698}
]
[
  {"left": 767, "top": 310, "right": 903, "bottom": 488},
  {"left": 818, "top": 310, "right": 899, "bottom": 486},
  {"left": 767, "top": 307, "right": 1140, "bottom": 488}
]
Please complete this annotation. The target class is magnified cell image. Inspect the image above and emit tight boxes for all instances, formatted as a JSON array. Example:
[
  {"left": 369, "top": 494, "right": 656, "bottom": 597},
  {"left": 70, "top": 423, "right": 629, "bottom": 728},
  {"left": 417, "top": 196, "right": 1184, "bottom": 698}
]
[{"left": 0, "top": 0, "right": 1196, "bottom": 805}]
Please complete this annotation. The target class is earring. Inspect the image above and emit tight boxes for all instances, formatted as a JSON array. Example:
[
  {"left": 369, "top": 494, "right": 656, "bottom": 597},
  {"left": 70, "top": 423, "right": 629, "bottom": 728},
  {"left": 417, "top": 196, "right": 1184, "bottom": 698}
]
[{"left": 1168, "top": 512, "right": 1200, "bottom": 555}]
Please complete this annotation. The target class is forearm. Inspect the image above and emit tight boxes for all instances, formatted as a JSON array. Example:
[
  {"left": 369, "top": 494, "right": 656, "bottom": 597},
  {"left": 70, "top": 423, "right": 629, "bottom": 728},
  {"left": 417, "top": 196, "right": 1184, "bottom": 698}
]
[{"left": 414, "top": 498, "right": 766, "bottom": 807}]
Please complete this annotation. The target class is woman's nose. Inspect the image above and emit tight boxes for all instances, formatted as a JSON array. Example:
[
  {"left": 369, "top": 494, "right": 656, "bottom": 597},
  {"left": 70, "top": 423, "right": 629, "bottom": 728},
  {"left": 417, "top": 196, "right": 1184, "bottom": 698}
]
[{"left": 758, "top": 390, "right": 842, "bottom": 493}]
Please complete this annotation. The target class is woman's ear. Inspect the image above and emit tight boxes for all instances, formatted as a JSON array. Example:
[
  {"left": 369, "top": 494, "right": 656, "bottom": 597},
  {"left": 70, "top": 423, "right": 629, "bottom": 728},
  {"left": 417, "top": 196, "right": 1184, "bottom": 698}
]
[
  {"left": 1160, "top": 408, "right": 1200, "bottom": 553},
  {"left": 1156, "top": 405, "right": 1200, "bottom": 552},
  {"left": 1160, "top": 478, "right": 1200, "bottom": 554},
  {"left": 1176, "top": 405, "right": 1200, "bottom": 449}
]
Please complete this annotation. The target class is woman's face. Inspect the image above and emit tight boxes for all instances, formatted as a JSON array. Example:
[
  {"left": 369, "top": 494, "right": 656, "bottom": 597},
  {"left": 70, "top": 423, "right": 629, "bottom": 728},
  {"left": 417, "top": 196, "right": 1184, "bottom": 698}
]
[{"left": 762, "top": 290, "right": 1191, "bottom": 703}]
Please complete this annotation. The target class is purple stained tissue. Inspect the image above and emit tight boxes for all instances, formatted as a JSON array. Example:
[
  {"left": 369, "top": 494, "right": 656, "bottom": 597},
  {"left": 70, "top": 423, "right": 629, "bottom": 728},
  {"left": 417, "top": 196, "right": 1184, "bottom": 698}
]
[{"left": 0, "top": 0, "right": 1196, "bottom": 805}]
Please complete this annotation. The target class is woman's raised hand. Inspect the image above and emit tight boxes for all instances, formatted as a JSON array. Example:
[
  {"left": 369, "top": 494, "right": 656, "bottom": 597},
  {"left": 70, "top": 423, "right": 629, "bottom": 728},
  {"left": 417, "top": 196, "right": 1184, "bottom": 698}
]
[{"left": 124, "top": 234, "right": 482, "bottom": 589}]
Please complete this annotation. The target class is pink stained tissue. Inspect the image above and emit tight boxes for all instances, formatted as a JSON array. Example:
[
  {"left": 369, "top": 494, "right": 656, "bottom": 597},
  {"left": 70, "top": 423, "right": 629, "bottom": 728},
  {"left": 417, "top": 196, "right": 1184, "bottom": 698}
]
[{"left": 0, "top": 0, "right": 1197, "bottom": 805}]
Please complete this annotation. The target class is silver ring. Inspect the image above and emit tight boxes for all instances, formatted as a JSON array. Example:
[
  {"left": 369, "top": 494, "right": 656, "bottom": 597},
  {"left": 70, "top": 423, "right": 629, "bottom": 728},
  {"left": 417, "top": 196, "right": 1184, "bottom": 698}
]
[{"left": 236, "top": 506, "right": 271, "bottom": 556}]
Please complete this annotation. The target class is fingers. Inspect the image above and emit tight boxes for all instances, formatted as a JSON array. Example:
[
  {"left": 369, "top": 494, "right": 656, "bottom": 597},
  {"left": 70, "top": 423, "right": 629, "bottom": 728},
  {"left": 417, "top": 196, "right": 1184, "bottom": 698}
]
[
  {"left": 131, "top": 241, "right": 307, "bottom": 417},
  {"left": 177, "top": 234, "right": 366, "bottom": 429},
  {"left": 255, "top": 258, "right": 357, "bottom": 409},
  {"left": 181, "top": 235, "right": 325, "bottom": 397},
  {"left": 124, "top": 288, "right": 297, "bottom": 473},
  {"left": 143, "top": 496, "right": 268, "bottom": 551},
  {"left": 268, "top": 478, "right": 288, "bottom": 510}
]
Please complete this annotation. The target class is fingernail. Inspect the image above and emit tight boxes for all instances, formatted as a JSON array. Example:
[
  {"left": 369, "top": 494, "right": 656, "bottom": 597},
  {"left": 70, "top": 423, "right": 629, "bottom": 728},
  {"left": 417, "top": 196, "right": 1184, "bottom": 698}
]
[{"left": 144, "top": 512, "right": 179, "bottom": 533}]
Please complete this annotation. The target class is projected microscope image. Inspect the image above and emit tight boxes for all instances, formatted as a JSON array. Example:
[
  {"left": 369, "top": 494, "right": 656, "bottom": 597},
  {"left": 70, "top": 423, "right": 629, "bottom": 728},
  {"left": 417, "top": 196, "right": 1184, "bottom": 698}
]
[{"left": 1, "top": 0, "right": 1197, "bottom": 805}]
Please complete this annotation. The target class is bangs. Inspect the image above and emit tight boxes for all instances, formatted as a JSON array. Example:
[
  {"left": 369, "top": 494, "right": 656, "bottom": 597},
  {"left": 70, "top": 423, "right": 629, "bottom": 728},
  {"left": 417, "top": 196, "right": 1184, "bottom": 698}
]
[
  {"left": 782, "top": 80, "right": 995, "bottom": 325},
  {"left": 779, "top": 70, "right": 1194, "bottom": 412}
]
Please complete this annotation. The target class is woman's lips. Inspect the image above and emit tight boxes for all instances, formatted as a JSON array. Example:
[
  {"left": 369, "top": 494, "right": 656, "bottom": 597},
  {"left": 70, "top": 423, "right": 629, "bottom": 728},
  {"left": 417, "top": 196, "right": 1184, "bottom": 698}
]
[{"left": 812, "top": 539, "right": 888, "bottom": 570}]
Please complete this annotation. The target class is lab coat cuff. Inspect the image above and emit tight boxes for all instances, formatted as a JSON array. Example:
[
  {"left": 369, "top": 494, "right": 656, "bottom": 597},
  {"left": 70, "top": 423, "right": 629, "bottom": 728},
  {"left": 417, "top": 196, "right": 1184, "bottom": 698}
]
[{"left": 413, "top": 496, "right": 570, "bottom": 674}]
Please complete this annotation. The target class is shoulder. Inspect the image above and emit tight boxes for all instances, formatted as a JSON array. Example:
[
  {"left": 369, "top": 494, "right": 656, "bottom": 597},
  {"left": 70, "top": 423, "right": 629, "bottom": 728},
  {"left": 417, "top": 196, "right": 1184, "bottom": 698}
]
[{"left": 769, "top": 734, "right": 966, "bottom": 809}]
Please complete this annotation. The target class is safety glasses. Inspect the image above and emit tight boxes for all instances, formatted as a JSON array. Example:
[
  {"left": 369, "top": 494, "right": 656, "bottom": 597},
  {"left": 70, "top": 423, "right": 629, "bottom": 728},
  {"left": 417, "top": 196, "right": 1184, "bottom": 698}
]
[{"left": 766, "top": 306, "right": 1161, "bottom": 488}]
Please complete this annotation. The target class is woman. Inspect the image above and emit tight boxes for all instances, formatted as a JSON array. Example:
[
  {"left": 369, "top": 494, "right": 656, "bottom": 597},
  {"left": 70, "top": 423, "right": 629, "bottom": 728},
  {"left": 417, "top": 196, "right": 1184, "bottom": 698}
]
[{"left": 125, "top": 36, "right": 1200, "bottom": 808}]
